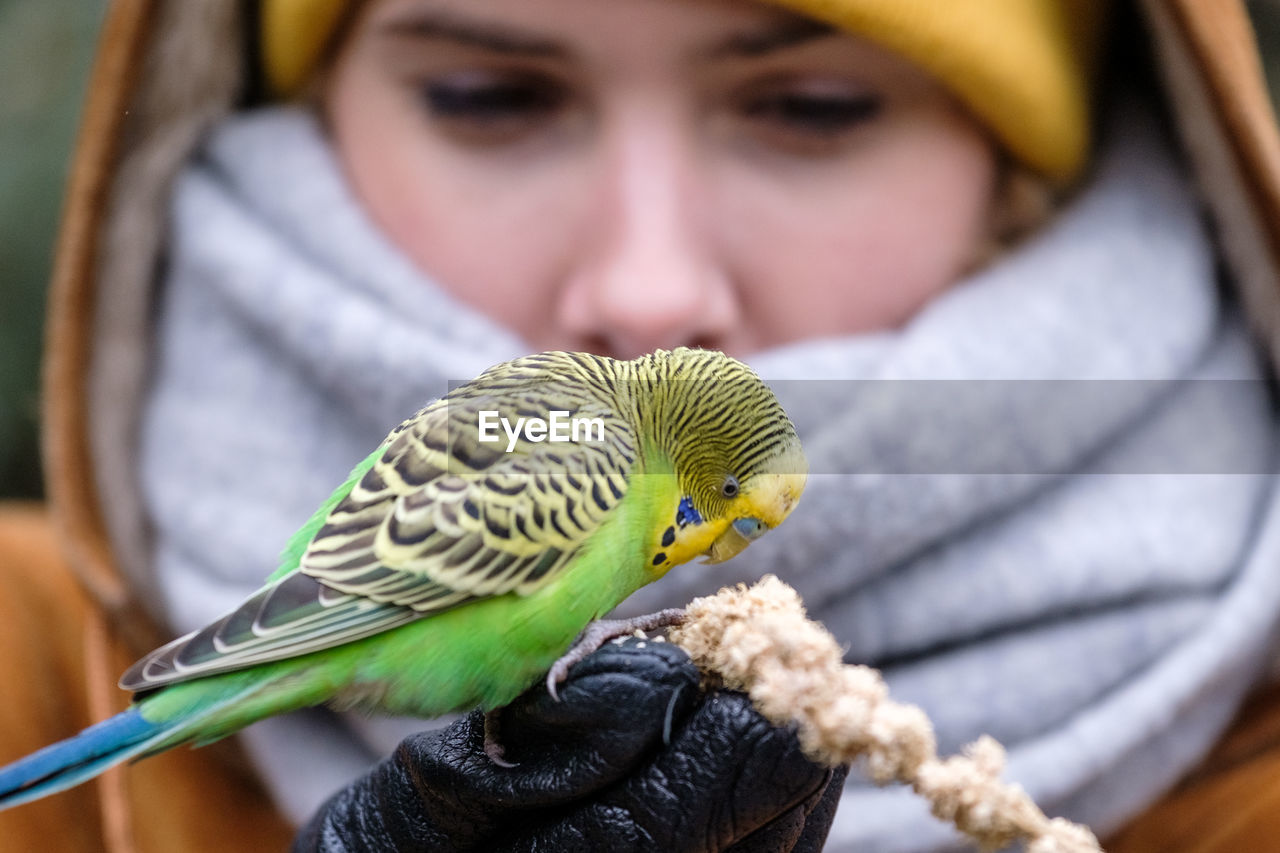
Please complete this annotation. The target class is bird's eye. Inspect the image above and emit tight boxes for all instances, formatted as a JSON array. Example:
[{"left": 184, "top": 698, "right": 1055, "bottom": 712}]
[{"left": 721, "top": 476, "right": 740, "bottom": 498}]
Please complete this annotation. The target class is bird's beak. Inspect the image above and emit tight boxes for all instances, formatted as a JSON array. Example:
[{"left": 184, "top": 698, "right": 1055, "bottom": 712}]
[{"left": 703, "top": 517, "right": 768, "bottom": 564}]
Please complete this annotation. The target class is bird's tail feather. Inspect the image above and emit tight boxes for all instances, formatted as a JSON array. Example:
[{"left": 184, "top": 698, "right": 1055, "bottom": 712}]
[
  {"left": 0, "top": 707, "right": 166, "bottom": 809},
  {"left": 0, "top": 682, "right": 264, "bottom": 810}
]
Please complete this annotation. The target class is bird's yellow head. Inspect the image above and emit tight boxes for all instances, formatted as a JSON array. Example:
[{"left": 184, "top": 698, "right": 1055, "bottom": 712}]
[
  {"left": 702, "top": 441, "right": 807, "bottom": 564},
  {"left": 637, "top": 348, "right": 807, "bottom": 573}
]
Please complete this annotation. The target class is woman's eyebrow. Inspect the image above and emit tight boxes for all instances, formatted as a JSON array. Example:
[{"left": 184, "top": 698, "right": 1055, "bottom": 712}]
[
  {"left": 378, "top": 10, "right": 568, "bottom": 58},
  {"left": 702, "top": 17, "right": 835, "bottom": 59}
]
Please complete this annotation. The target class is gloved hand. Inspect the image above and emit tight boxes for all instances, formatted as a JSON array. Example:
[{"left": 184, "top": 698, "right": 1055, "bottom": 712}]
[{"left": 294, "top": 637, "right": 847, "bottom": 852}]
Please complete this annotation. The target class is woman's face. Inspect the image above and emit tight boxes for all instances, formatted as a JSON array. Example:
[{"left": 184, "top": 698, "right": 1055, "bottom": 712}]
[{"left": 325, "top": 0, "right": 998, "bottom": 359}]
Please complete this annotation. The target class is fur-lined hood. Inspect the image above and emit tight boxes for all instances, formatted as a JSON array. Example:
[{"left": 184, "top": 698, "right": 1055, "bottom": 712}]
[{"left": 41, "top": 0, "right": 1280, "bottom": 649}]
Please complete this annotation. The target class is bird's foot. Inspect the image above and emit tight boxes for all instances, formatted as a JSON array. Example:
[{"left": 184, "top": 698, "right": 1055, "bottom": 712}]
[
  {"left": 545, "top": 608, "right": 687, "bottom": 701},
  {"left": 483, "top": 708, "right": 518, "bottom": 768}
]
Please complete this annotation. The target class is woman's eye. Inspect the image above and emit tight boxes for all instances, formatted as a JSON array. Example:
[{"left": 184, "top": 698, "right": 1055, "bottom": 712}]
[
  {"left": 737, "top": 82, "right": 882, "bottom": 155},
  {"left": 420, "top": 72, "right": 568, "bottom": 144},
  {"left": 747, "top": 92, "right": 880, "bottom": 131}
]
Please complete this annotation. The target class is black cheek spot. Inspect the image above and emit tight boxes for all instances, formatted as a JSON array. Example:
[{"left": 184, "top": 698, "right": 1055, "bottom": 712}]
[
  {"left": 652, "top": 552, "right": 666, "bottom": 566},
  {"left": 661, "top": 526, "right": 675, "bottom": 547}
]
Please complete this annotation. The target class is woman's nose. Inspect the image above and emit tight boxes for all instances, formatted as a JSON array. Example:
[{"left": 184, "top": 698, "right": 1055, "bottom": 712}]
[{"left": 554, "top": 117, "right": 740, "bottom": 360}]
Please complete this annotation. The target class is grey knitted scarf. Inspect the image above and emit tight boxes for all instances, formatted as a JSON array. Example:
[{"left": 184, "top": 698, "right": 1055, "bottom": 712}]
[{"left": 142, "top": 94, "right": 1280, "bottom": 850}]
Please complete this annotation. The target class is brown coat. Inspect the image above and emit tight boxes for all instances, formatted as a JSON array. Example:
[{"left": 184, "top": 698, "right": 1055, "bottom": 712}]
[
  {"left": 8, "top": 0, "right": 1280, "bottom": 849},
  {"left": 0, "top": 506, "right": 292, "bottom": 851}
]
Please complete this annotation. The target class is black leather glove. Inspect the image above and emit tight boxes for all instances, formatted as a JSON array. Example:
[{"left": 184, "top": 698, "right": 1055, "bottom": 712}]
[{"left": 294, "top": 637, "right": 847, "bottom": 852}]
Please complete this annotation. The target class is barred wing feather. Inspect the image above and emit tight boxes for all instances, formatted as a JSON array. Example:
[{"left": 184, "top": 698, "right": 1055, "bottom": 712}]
[{"left": 120, "top": 390, "right": 635, "bottom": 692}]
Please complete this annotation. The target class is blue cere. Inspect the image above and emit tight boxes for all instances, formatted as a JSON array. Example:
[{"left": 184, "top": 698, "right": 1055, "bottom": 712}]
[{"left": 676, "top": 496, "right": 702, "bottom": 528}]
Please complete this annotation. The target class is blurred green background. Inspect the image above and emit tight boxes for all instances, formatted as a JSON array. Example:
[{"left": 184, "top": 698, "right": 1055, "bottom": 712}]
[
  {"left": 0, "top": 2, "right": 1277, "bottom": 501},
  {"left": 0, "top": 0, "right": 104, "bottom": 499},
  {"left": 1256, "top": 1, "right": 1280, "bottom": 99}
]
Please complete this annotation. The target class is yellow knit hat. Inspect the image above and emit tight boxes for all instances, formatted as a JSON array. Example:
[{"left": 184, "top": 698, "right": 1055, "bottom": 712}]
[
  {"left": 769, "top": 0, "right": 1105, "bottom": 182},
  {"left": 262, "top": 0, "right": 1104, "bottom": 182},
  {"left": 261, "top": 0, "right": 349, "bottom": 96}
]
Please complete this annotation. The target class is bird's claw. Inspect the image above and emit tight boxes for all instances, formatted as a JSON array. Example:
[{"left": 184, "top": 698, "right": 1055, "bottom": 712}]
[
  {"left": 544, "top": 609, "right": 687, "bottom": 702},
  {"left": 483, "top": 709, "right": 519, "bottom": 768}
]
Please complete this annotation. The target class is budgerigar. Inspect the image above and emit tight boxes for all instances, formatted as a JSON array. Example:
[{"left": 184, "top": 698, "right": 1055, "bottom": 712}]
[{"left": 0, "top": 348, "right": 806, "bottom": 808}]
